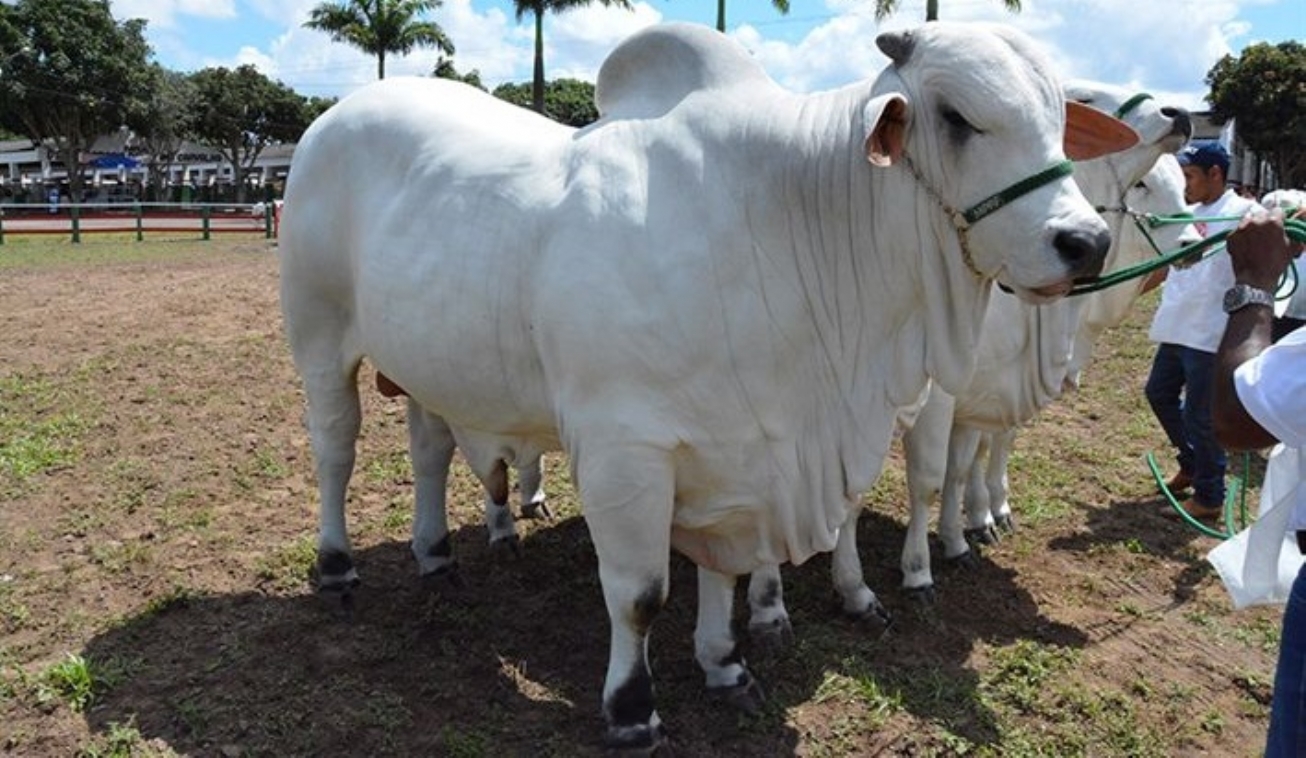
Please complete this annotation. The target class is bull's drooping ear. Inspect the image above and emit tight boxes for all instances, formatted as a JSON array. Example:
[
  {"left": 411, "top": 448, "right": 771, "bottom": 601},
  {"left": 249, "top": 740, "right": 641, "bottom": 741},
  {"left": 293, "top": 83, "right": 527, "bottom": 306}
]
[
  {"left": 1064, "top": 101, "right": 1141, "bottom": 161},
  {"left": 876, "top": 30, "right": 916, "bottom": 67},
  {"left": 864, "top": 93, "right": 908, "bottom": 167}
]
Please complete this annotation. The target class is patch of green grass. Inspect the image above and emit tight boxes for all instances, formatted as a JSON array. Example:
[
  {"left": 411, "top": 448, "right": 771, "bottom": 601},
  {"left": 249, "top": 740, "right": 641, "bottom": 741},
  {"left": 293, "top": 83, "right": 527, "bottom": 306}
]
[
  {"left": 0, "top": 578, "right": 30, "bottom": 632},
  {"left": 0, "top": 235, "right": 266, "bottom": 269},
  {"left": 89, "top": 540, "right": 153, "bottom": 574},
  {"left": 980, "top": 640, "right": 1079, "bottom": 714},
  {"left": 254, "top": 535, "right": 317, "bottom": 592},
  {"left": 75, "top": 717, "right": 177, "bottom": 758},
  {"left": 363, "top": 449, "right": 411, "bottom": 484},
  {"left": 0, "top": 375, "right": 89, "bottom": 487}
]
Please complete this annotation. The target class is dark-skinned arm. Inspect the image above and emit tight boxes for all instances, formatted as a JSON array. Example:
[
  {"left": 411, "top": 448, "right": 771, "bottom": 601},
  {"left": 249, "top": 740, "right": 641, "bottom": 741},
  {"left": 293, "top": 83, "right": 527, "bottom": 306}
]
[{"left": 1211, "top": 209, "right": 1304, "bottom": 451}]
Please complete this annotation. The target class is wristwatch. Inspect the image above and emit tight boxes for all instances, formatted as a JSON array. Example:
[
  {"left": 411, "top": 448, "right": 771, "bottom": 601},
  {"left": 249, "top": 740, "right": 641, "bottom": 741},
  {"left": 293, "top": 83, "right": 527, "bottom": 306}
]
[{"left": 1222, "top": 283, "right": 1276, "bottom": 313}]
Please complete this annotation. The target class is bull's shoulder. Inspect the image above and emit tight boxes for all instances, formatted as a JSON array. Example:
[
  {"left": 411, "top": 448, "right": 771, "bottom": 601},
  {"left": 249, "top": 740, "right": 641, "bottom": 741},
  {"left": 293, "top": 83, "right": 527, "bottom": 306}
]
[{"left": 594, "top": 22, "right": 777, "bottom": 120}]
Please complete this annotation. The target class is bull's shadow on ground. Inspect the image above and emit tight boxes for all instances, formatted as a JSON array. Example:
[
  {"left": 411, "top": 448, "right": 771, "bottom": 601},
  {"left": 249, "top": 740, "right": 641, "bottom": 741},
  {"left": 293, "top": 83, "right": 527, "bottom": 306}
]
[{"left": 82, "top": 508, "right": 1087, "bottom": 756}]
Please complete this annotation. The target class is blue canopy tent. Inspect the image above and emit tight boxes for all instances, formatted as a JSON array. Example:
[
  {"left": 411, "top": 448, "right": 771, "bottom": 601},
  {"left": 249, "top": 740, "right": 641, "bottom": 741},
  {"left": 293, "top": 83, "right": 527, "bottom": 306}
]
[{"left": 89, "top": 153, "right": 140, "bottom": 170}]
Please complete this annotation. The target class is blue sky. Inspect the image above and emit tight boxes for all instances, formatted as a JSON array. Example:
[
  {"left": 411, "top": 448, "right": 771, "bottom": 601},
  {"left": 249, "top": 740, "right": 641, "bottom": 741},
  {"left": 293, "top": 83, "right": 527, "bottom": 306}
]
[{"left": 111, "top": 0, "right": 1305, "bottom": 111}]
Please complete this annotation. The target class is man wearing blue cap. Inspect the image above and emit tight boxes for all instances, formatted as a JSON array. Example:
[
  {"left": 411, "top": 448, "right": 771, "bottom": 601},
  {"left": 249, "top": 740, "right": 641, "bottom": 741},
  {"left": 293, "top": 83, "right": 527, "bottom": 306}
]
[{"left": 1147, "top": 141, "right": 1263, "bottom": 520}]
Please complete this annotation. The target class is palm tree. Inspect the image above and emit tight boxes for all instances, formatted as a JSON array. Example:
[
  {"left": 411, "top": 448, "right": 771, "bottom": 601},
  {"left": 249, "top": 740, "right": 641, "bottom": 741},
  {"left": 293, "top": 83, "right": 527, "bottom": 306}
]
[
  {"left": 513, "top": 0, "right": 632, "bottom": 115},
  {"left": 304, "top": 0, "right": 454, "bottom": 80},
  {"left": 874, "top": 0, "right": 1020, "bottom": 22},
  {"left": 716, "top": 0, "right": 790, "bottom": 34}
]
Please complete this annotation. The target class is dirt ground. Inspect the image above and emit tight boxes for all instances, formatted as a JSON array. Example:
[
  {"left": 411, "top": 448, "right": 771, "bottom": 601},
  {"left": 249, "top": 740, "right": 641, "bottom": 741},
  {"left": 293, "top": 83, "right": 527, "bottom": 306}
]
[{"left": 0, "top": 239, "right": 1284, "bottom": 757}]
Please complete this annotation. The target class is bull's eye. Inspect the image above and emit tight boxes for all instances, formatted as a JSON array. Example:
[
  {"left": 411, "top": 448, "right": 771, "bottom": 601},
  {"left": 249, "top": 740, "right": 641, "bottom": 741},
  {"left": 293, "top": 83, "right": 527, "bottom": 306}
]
[
  {"left": 1133, "top": 180, "right": 1148, "bottom": 190},
  {"left": 940, "top": 106, "right": 980, "bottom": 135}
]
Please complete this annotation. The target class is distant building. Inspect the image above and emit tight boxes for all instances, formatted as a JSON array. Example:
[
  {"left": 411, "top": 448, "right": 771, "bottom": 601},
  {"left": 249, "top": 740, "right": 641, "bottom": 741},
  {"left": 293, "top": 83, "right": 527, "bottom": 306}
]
[{"left": 0, "top": 131, "right": 295, "bottom": 203}]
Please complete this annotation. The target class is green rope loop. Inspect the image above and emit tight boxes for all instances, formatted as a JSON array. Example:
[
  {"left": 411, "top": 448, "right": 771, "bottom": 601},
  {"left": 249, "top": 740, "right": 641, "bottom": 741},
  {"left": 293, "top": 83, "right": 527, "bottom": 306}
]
[{"left": 1147, "top": 451, "right": 1254, "bottom": 540}]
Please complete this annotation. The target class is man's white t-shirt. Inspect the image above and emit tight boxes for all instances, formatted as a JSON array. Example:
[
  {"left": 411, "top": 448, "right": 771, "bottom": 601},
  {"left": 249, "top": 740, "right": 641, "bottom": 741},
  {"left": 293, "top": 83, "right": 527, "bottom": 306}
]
[
  {"left": 1209, "top": 326, "right": 1306, "bottom": 607},
  {"left": 1149, "top": 190, "right": 1261, "bottom": 351}
]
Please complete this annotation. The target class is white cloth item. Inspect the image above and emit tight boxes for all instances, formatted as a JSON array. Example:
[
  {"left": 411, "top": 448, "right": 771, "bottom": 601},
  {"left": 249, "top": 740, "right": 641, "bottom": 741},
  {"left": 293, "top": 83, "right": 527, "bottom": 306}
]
[
  {"left": 1148, "top": 190, "right": 1261, "bottom": 351},
  {"left": 1208, "top": 445, "right": 1306, "bottom": 608},
  {"left": 1283, "top": 259, "right": 1306, "bottom": 320},
  {"left": 1207, "top": 327, "right": 1306, "bottom": 607}
]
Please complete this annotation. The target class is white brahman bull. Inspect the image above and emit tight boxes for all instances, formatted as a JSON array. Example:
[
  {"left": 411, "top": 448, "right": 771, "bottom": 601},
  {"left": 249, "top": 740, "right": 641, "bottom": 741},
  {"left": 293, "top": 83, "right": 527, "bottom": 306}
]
[
  {"left": 899, "top": 153, "right": 1198, "bottom": 601},
  {"left": 280, "top": 22, "right": 1121, "bottom": 749}
]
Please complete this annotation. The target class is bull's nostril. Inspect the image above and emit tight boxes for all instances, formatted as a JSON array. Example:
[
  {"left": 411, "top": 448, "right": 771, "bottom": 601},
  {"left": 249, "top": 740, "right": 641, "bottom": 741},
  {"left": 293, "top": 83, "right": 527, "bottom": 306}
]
[
  {"left": 1054, "top": 228, "right": 1110, "bottom": 277},
  {"left": 1163, "top": 108, "right": 1193, "bottom": 139}
]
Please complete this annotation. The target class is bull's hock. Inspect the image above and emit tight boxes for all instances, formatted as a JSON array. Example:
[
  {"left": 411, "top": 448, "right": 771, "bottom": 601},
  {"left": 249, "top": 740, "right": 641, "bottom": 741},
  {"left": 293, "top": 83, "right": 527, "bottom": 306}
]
[{"left": 278, "top": 20, "right": 1116, "bottom": 750}]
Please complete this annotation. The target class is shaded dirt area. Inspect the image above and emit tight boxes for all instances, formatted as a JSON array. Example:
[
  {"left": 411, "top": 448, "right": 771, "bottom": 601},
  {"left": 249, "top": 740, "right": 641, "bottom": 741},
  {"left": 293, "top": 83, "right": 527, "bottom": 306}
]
[{"left": 0, "top": 241, "right": 1282, "bottom": 756}]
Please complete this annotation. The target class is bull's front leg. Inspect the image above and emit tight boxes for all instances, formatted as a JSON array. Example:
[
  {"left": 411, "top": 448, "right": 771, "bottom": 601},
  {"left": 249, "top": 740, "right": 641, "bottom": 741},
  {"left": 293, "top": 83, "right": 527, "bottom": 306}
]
[
  {"left": 696, "top": 568, "right": 764, "bottom": 710},
  {"left": 984, "top": 429, "right": 1017, "bottom": 534},
  {"left": 831, "top": 505, "right": 890, "bottom": 625},
  {"left": 407, "top": 402, "right": 460, "bottom": 579},
  {"left": 940, "top": 426, "right": 983, "bottom": 565},
  {"left": 900, "top": 387, "right": 953, "bottom": 603}
]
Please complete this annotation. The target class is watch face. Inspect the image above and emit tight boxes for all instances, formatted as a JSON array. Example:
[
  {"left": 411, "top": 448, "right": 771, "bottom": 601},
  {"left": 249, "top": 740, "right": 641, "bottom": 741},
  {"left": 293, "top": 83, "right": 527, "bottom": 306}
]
[{"left": 1224, "top": 285, "right": 1273, "bottom": 313}]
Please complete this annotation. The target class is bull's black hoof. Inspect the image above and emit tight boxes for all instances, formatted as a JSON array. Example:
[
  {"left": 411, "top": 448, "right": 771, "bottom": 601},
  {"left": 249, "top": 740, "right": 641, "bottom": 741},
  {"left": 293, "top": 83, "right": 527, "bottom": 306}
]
[
  {"left": 946, "top": 547, "right": 980, "bottom": 570},
  {"left": 521, "top": 500, "right": 553, "bottom": 521},
  {"left": 489, "top": 535, "right": 522, "bottom": 559},
  {"left": 604, "top": 722, "right": 668, "bottom": 755},
  {"left": 420, "top": 561, "right": 464, "bottom": 590},
  {"left": 903, "top": 584, "right": 936, "bottom": 607},
  {"left": 709, "top": 672, "right": 766, "bottom": 714},
  {"left": 748, "top": 616, "right": 794, "bottom": 657},
  {"left": 846, "top": 598, "right": 894, "bottom": 631},
  {"left": 995, "top": 513, "right": 1016, "bottom": 534},
  {"left": 964, "top": 525, "right": 999, "bottom": 547}
]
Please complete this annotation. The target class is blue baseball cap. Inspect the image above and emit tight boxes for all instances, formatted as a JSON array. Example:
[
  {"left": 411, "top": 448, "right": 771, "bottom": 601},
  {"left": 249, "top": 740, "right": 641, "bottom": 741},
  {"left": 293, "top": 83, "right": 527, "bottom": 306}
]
[{"left": 1178, "top": 142, "right": 1230, "bottom": 174}]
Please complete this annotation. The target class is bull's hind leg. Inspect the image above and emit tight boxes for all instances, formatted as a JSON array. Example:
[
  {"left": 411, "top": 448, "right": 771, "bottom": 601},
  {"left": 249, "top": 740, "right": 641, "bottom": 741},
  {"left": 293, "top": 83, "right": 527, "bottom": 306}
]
[
  {"left": 697, "top": 567, "right": 763, "bottom": 710},
  {"left": 580, "top": 447, "right": 674, "bottom": 751},
  {"left": 831, "top": 507, "right": 891, "bottom": 625},
  {"left": 746, "top": 565, "right": 793, "bottom": 654},
  {"left": 300, "top": 361, "right": 364, "bottom": 592},
  {"left": 516, "top": 458, "right": 551, "bottom": 520},
  {"left": 407, "top": 402, "right": 460, "bottom": 579}
]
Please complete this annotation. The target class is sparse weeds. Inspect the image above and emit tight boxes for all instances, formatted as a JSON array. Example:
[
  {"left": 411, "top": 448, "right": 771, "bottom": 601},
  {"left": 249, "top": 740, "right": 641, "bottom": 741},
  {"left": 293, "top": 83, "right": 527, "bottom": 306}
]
[{"left": 35, "top": 653, "right": 131, "bottom": 713}]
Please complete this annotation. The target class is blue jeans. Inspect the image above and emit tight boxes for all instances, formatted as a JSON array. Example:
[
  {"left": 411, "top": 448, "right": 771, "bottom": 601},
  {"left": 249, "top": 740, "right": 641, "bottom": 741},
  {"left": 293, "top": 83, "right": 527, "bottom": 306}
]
[
  {"left": 1144, "top": 342, "right": 1226, "bottom": 505},
  {"left": 1268, "top": 560, "right": 1306, "bottom": 756}
]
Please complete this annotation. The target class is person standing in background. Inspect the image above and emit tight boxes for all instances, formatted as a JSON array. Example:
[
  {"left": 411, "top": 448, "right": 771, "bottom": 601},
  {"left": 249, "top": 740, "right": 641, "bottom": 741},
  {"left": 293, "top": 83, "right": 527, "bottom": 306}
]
[{"left": 1146, "top": 142, "right": 1262, "bottom": 520}]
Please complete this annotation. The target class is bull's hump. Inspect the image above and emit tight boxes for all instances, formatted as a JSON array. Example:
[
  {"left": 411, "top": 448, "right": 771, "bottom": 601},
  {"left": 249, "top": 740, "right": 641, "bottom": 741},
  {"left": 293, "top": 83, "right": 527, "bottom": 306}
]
[{"left": 595, "top": 22, "right": 774, "bottom": 120}]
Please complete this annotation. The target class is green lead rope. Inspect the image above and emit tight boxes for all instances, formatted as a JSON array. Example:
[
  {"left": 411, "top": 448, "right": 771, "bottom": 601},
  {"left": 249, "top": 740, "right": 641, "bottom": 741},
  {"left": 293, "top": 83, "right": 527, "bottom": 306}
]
[{"left": 1067, "top": 214, "right": 1306, "bottom": 297}]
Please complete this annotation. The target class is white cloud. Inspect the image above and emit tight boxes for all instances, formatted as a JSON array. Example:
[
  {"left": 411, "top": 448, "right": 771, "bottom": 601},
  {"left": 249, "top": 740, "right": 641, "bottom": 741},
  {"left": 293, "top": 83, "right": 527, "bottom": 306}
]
[{"left": 114, "top": 0, "right": 236, "bottom": 29}]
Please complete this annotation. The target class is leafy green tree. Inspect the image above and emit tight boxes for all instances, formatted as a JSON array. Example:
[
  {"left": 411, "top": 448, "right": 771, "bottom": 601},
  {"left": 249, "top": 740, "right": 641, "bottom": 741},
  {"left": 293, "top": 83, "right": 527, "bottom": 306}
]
[
  {"left": 513, "top": 0, "right": 631, "bottom": 114},
  {"left": 0, "top": 0, "right": 154, "bottom": 201},
  {"left": 304, "top": 95, "right": 340, "bottom": 123},
  {"left": 493, "top": 78, "right": 597, "bottom": 127},
  {"left": 433, "top": 55, "right": 484, "bottom": 90},
  {"left": 304, "top": 0, "right": 454, "bottom": 80},
  {"left": 873, "top": 0, "right": 1020, "bottom": 22},
  {"left": 130, "top": 66, "right": 197, "bottom": 201},
  {"left": 188, "top": 65, "right": 310, "bottom": 202},
  {"left": 716, "top": 0, "right": 788, "bottom": 34},
  {"left": 1205, "top": 41, "right": 1306, "bottom": 189}
]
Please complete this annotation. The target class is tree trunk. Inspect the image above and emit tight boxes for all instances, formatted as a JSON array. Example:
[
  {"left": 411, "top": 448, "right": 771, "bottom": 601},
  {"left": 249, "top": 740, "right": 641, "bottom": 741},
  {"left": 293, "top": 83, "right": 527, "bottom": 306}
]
[
  {"left": 532, "top": 10, "right": 545, "bottom": 114},
  {"left": 717, "top": 0, "right": 727, "bottom": 32},
  {"left": 378, "top": 51, "right": 386, "bottom": 80},
  {"left": 926, "top": 0, "right": 938, "bottom": 20}
]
